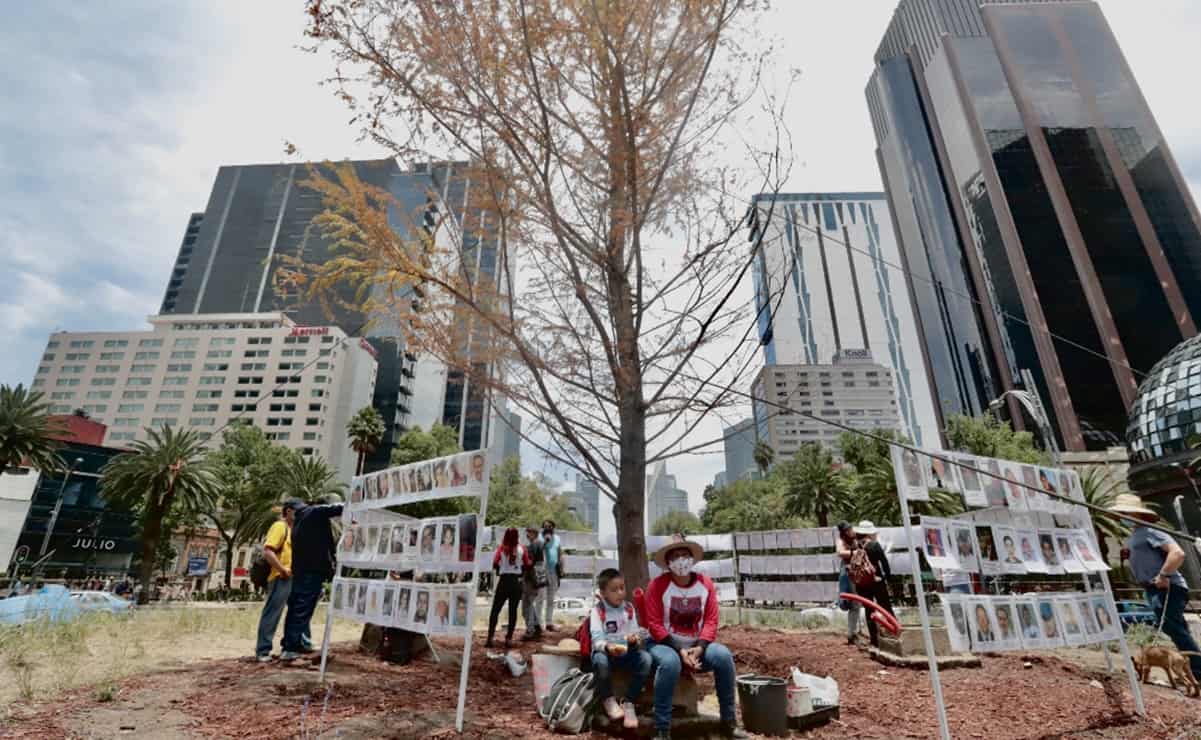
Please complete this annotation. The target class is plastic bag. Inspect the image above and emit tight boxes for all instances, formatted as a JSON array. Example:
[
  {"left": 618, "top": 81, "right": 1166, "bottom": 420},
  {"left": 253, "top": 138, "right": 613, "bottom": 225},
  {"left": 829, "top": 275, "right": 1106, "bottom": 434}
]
[
  {"left": 790, "top": 668, "right": 839, "bottom": 708},
  {"left": 505, "top": 650, "right": 528, "bottom": 677}
]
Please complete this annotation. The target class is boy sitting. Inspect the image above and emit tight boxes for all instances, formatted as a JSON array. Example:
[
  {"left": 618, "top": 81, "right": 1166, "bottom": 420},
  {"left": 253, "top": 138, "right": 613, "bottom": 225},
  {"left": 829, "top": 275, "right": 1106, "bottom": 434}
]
[{"left": 590, "top": 568, "right": 652, "bottom": 730}]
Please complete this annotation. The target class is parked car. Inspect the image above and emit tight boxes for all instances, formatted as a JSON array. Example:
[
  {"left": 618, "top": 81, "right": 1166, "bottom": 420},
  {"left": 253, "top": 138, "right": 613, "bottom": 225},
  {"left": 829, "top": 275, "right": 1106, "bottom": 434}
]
[
  {"left": 554, "top": 597, "right": 592, "bottom": 622},
  {"left": 1114, "top": 600, "right": 1157, "bottom": 629},
  {"left": 70, "top": 590, "right": 134, "bottom": 616}
]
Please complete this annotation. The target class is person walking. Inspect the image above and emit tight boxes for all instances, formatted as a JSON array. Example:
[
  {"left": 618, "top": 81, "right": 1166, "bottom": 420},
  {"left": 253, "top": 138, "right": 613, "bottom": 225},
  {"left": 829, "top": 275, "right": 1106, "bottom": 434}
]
[
  {"left": 521, "top": 526, "right": 546, "bottom": 641},
  {"left": 1111, "top": 493, "right": 1201, "bottom": 681},
  {"left": 487, "top": 527, "right": 530, "bottom": 648},
  {"left": 835, "top": 522, "right": 861, "bottom": 645},
  {"left": 254, "top": 499, "right": 299, "bottom": 662},
  {"left": 279, "top": 498, "right": 343, "bottom": 661},
  {"left": 855, "top": 521, "right": 894, "bottom": 648},
  {"left": 541, "top": 519, "right": 563, "bottom": 630}
]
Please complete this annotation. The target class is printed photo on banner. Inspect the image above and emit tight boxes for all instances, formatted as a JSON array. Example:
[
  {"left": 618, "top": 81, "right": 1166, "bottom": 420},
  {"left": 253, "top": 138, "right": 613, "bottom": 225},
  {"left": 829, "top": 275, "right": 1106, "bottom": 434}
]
[
  {"left": 452, "top": 590, "right": 470, "bottom": 631},
  {"left": 458, "top": 514, "right": 478, "bottom": 563},
  {"left": 892, "top": 445, "right": 930, "bottom": 501},
  {"left": 983, "top": 459, "right": 1007, "bottom": 508},
  {"left": 1016, "top": 598, "right": 1042, "bottom": 648},
  {"left": 1001, "top": 462, "right": 1028, "bottom": 512},
  {"left": 975, "top": 525, "right": 1000, "bottom": 575},
  {"left": 351, "top": 478, "right": 364, "bottom": 504},
  {"left": 968, "top": 597, "right": 1001, "bottom": 650},
  {"left": 1091, "top": 597, "right": 1118, "bottom": 640},
  {"left": 920, "top": 518, "right": 959, "bottom": 571},
  {"left": 397, "top": 586, "right": 412, "bottom": 628},
  {"left": 391, "top": 524, "right": 407, "bottom": 557},
  {"left": 431, "top": 589, "right": 451, "bottom": 633},
  {"left": 1039, "top": 468, "right": 1062, "bottom": 513},
  {"left": 412, "top": 588, "right": 430, "bottom": 627},
  {"left": 340, "top": 524, "right": 356, "bottom": 556},
  {"left": 956, "top": 455, "right": 988, "bottom": 508},
  {"left": 353, "top": 525, "right": 367, "bottom": 556},
  {"left": 1057, "top": 596, "right": 1085, "bottom": 646},
  {"left": 1038, "top": 530, "right": 1064, "bottom": 574},
  {"left": 346, "top": 579, "right": 357, "bottom": 612},
  {"left": 950, "top": 523, "right": 979, "bottom": 573},
  {"left": 421, "top": 522, "right": 437, "bottom": 558},
  {"left": 333, "top": 581, "right": 344, "bottom": 612},
  {"left": 1056, "top": 532, "right": 1086, "bottom": 573},
  {"left": 355, "top": 582, "right": 368, "bottom": 618},
  {"left": 367, "top": 583, "right": 383, "bottom": 621},
  {"left": 941, "top": 595, "right": 971, "bottom": 653},
  {"left": 1070, "top": 531, "right": 1108, "bottom": 572},
  {"left": 1019, "top": 530, "right": 1046, "bottom": 573},
  {"left": 993, "top": 598, "right": 1020, "bottom": 650},
  {"left": 376, "top": 525, "right": 392, "bottom": 560},
  {"left": 1036, "top": 598, "right": 1063, "bottom": 646},
  {"left": 1020, "top": 465, "right": 1046, "bottom": 511},
  {"left": 994, "top": 526, "right": 1027, "bottom": 574},
  {"left": 929, "top": 456, "right": 960, "bottom": 494},
  {"left": 438, "top": 519, "right": 458, "bottom": 561},
  {"left": 1075, "top": 595, "right": 1100, "bottom": 640}
]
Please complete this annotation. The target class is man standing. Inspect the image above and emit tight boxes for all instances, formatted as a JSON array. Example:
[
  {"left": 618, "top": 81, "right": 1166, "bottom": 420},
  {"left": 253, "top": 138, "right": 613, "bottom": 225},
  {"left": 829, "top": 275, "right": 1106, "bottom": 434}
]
[
  {"left": 279, "top": 498, "right": 344, "bottom": 661},
  {"left": 1112, "top": 494, "right": 1201, "bottom": 682},
  {"left": 521, "top": 526, "right": 546, "bottom": 641},
  {"left": 643, "top": 535, "right": 746, "bottom": 739},
  {"left": 541, "top": 519, "right": 563, "bottom": 630},
  {"left": 255, "top": 499, "right": 300, "bottom": 662}
]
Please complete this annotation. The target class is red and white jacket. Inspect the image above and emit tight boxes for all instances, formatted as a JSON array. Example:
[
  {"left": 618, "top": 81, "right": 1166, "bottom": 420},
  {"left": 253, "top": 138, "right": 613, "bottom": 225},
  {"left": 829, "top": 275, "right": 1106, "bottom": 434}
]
[
  {"left": 643, "top": 572, "right": 720, "bottom": 649},
  {"left": 492, "top": 544, "right": 531, "bottom": 575}
]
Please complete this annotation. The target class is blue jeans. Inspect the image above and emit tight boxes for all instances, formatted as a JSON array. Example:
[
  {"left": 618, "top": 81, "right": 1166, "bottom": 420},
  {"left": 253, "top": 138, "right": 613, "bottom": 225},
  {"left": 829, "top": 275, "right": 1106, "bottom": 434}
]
[
  {"left": 1146, "top": 585, "right": 1201, "bottom": 679},
  {"left": 592, "top": 647, "right": 652, "bottom": 702},
  {"left": 282, "top": 571, "right": 325, "bottom": 653},
  {"left": 648, "top": 640, "right": 736, "bottom": 731},
  {"left": 255, "top": 577, "right": 292, "bottom": 657}
]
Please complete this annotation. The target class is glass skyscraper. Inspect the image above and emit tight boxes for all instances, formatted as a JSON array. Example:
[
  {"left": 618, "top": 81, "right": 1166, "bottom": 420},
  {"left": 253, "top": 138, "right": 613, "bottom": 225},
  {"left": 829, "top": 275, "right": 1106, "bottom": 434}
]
[{"left": 867, "top": 0, "right": 1201, "bottom": 450}]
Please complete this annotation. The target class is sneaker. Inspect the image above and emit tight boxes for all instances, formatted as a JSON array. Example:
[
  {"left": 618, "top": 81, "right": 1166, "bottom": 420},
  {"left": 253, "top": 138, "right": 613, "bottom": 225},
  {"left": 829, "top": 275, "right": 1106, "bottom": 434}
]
[
  {"left": 622, "top": 701, "right": 638, "bottom": 730},
  {"left": 256, "top": 655, "right": 272, "bottom": 663},
  {"left": 654, "top": 730, "right": 671, "bottom": 740},
  {"left": 278, "top": 650, "right": 302, "bottom": 661},
  {"left": 719, "top": 721, "right": 749, "bottom": 739},
  {"left": 603, "top": 697, "right": 623, "bottom": 721},
  {"left": 521, "top": 630, "right": 539, "bottom": 642},
  {"left": 545, "top": 624, "right": 558, "bottom": 632}
]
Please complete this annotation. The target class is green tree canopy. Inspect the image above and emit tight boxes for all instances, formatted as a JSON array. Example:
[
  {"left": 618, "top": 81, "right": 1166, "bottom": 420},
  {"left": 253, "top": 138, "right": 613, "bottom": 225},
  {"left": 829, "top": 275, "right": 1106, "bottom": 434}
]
[
  {"left": 752, "top": 439, "right": 775, "bottom": 475},
  {"left": 391, "top": 424, "right": 461, "bottom": 466},
  {"left": 650, "top": 510, "right": 703, "bottom": 536},
  {"left": 700, "top": 478, "right": 805, "bottom": 533},
  {"left": 101, "top": 426, "right": 218, "bottom": 603},
  {"left": 0, "top": 384, "right": 64, "bottom": 473},
  {"left": 944, "top": 414, "right": 1049, "bottom": 464},
  {"left": 486, "top": 456, "right": 587, "bottom": 531},
  {"left": 346, "top": 406, "right": 385, "bottom": 475},
  {"left": 284, "top": 454, "right": 346, "bottom": 503},
  {"left": 1079, "top": 466, "right": 1129, "bottom": 563},
  {"left": 837, "top": 430, "right": 961, "bottom": 525}
]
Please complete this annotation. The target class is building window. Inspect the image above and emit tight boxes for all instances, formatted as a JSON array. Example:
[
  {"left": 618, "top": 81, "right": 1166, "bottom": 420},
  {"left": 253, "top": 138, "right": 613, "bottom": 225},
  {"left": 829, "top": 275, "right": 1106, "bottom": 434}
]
[
  {"left": 313, "top": 375, "right": 327, "bottom": 384},
  {"left": 100, "top": 352, "right": 125, "bottom": 361},
  {"left": 103, "top": 340, "right": 128, "bottom": 348},
  {"left": 86, "top": 391, "right": 110, "bottom": 400},
  {"left": 36, "top": 366, "right": 49, "bottom": 375},
  {"left": 41, "top": 353, "right": 55, "bottom": 362},
  {"left": 109, "top": 431, "right": 136, "bottom": 441},
  {"left": 305, "top": 417, "right": 319, "bottom": 426},
  {"left": 244, "top": 350, "right": 269, "bottom": 358},
  {"left": 31, "top": 379, "right": 45, "bottom": 387},
  {"left": 68, "top": 340, "right": 94, "bottom": 349},
  {"left": 64, "top": 353, "right": 90, "bottom": 361},
  {"left": 189, "top": 417, "right": 216, "bottom": 426},
  {"left": 138, "top": 339, "right": 163, "bottom": 348},
  {"left": 247, "top": 337, "right": 272, "bottom": 345},
  {"left": 46, "top": 341, "right": 60, "bottom": 349},
  {"left": 150, "top": 417, "right": 178, "bottom": 427},
  {"left": 281, "top": 349, "right": 307, "bottom": 357},
  {"left": 173, "top": 338, "right": 199, "bottom": 348},
  {"left": 122, "top": 390, "right": 148, "bottom": 400},
  {"left": 159, "top": 390, "right": 185, "bottom": 399},
  {"left": 303, "top": 432, "right": 318, "bottom": 441},
  {"left": 170, "top": 351, "right": 196, "bottom": 361},
  {"left": 240, "top": 362, "right": 267, "bottom": 371},
  {"left": 130, "top": 364, "right": 155, "bottom": 373},
  {"left": 202, "top": 363, "right": 228, "bottom": 372},
  {"left": 206, "top": 350, "right": 232, "bottom": 359},
  {"left": 118, "top": 404, "right": 145, "bottom": 413},
  {"left": 199, "top": 376, "right": 225, "bottom": 385},
  {"left": 196, "top": 390, "right": 223, "bottom": 399},
  {"left": 166, "top": 363, "right": 192, "bottom": 373},
  {"left": 113, "top": 418, "right": 139, "bottom": 427},
  {"left": 209, "top": 338, "right": 236, "bottom": 346},
  {"left": 192, "top": 403, "right": 219, "bottom": 413},
  {"left": 311, "top": 389, "right": 325, "bottom": 398},
  {"left": 316, "top": 362, "right": 330, "bottom": 370},
  {"left": 95, "top": 365, "right": 121, "bottom": 374},
  {"left": 49, "top": 404, "right": 71, "bottom": 414},
  {"left": 127, "top": 377, "right": 153, "bottom": 386},
  {"left": 134, "top": 351, "right": 160, "bottom": 360},
  {"left": 266, "top": 432, "right": 291, "bottom": 441},
  {"left": 154, "top": 403, "right": 181, "bottom": 413},
  {"left": 234, "top": 390, "right": 259, "bottom": 399},
  {"left": 50, "top": 391, "right": 74, "bottom": 400},
  {"left": 61, "top": 365, "right": 85, "bottom": 374}
]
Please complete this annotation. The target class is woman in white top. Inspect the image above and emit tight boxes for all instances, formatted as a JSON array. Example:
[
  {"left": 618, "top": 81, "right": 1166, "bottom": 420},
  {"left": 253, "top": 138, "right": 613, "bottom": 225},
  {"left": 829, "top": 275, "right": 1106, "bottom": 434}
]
[{"left": 487, "top": 527, "right": 530, "bottom": 648}]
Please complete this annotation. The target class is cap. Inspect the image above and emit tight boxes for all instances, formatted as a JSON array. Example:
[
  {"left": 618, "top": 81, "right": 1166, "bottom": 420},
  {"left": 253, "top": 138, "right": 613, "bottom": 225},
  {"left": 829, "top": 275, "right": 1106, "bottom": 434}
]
[{"left": 282, "top": 498, "right": 305, "bottom": 512}]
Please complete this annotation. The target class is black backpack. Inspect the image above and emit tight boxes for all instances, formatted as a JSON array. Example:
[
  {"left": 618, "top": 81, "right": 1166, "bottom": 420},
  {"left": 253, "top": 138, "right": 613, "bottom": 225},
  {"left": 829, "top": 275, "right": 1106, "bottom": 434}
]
[{"left": 249, "top": 548, "right": 271, "bottom": 590}]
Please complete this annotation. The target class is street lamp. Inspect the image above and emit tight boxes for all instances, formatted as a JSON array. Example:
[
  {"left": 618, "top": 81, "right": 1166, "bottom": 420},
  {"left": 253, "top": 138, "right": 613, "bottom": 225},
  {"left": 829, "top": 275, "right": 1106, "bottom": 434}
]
[
  {"left": 1168, "top": 461, "right": 1201, "bottom": 512},
  {"left": 988, "top": 386, "right": 1061, "bottom": 465},
  {"left": 39, "top": 457, "right": 84, "bottom": 557}
]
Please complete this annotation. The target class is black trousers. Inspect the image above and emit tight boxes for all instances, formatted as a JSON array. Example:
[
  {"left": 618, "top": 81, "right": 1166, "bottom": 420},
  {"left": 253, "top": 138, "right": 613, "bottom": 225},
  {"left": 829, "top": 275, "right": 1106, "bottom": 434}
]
[
  {"left": 863, "top": 580, "right": 895, "bottom": 647},
  {"left": 488, "top": 573, "right": 523, "bottom": 642}
]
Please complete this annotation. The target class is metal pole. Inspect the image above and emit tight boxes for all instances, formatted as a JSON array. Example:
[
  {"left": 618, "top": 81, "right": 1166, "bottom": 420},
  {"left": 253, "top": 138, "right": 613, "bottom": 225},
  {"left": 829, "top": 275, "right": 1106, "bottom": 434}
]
[
  {"left": 317, "top": 571, "right": 337, "bottom": 681},
  {"left": 896, "top": 469, "right": 952, "bottom": 740},
  {"left": 39, "top": 458, "right": 83, "bottom": 557},
  {"left": 455, "top": 456, "right": 492, "bottom": 733}
]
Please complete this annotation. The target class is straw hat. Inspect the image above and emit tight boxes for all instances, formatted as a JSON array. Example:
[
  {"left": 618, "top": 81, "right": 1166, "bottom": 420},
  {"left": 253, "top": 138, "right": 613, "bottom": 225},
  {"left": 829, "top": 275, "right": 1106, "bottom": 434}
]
[
  {"left": 856, "top": 520, "right": 879, "bottom": 536},
  {"left": 1109, "top": 493, "right": 1158, "bottom": 521},
  {"left": 652, "top": 534, "right": 704, "bottom": 569}
]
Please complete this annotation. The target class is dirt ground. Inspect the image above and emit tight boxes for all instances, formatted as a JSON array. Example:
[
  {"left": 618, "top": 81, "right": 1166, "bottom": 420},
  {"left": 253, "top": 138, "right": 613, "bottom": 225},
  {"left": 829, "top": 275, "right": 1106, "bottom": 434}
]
[{"left": 1, "top": 625, "right": 1199, "bottom": 739}]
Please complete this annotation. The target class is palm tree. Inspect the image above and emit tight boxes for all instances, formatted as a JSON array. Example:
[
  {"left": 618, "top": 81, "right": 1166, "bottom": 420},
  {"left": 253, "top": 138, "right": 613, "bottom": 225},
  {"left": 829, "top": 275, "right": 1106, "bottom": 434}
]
[
  {"left": 346, "top": 406, "right": 385, "bottom": 475},
  {"left": 1079, "top": 466, "right": 1129, "bottom": 563},
  {"left": 752, "top": 440, "right": 775, "bottom": 476},
  {"left": 0, "top": 384, "right": 64, "bottom": 473},
  {"left": 101, "top": 427, "right": 218, "bottom": 604},
  {"left": 780, "top": 443, "right": 850, "bottom": 528},
  {"left": 285, "top": 454, "right": 347, "bottom": 502}
]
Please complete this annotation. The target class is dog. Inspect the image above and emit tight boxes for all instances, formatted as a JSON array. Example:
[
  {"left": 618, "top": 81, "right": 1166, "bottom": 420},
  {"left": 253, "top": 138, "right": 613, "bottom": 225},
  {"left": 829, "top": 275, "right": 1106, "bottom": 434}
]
[{"left": 1132, "top": 645, "right": 1201, "bottom": 697}]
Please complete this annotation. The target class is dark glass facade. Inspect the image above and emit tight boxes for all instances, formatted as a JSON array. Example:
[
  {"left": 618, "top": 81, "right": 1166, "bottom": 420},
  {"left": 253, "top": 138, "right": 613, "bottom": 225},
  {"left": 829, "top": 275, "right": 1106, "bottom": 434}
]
[{"left": 868, "top": 0, "right": 1201, "bottom": 450}]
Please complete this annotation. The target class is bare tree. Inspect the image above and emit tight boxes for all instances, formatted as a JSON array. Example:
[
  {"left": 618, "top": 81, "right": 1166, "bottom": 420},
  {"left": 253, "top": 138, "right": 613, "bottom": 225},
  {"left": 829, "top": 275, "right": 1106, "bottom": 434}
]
[{"left": 293, "top": 0, "right": 789, "bottom": 587}]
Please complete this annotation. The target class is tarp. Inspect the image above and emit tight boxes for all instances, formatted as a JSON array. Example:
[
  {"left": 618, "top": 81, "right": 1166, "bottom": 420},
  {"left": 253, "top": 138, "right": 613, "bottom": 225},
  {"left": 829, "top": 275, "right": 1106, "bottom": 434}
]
[{"left": 0, "top": 585, "right": 82, "bottom": 625}]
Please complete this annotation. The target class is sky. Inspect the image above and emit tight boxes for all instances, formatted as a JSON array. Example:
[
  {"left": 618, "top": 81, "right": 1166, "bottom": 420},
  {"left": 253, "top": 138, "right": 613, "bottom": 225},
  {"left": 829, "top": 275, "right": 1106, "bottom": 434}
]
[{"left": 3, "top": 1, "right": 1201, "bottom": 536}]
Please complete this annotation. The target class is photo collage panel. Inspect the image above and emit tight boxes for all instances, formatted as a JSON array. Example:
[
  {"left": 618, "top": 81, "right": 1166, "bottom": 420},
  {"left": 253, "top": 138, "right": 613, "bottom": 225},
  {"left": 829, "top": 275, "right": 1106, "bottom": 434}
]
[
  {"left": 920, "top": 517, "right": 1108, "bottom": 576},
  {"left": 331, "top": 577, "right": 474, "bottom": 637},
  {"left": 897, "top": 450, "right": 1088, "bottom": 519},
  {"left": 338, "top": 513, "right": 479, "bottom": 573},
  {"left": 348, "top": 451, "right": 489, "bottom": 511},
  {"left": 940, "top": 592, "right": 1119, "bottom": 653}
]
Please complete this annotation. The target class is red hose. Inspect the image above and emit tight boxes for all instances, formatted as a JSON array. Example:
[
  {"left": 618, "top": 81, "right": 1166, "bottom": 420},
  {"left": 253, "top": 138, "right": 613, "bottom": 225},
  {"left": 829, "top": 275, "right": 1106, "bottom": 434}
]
[{"left": 840, "top": 592, "right": 901, "bottom": 635}]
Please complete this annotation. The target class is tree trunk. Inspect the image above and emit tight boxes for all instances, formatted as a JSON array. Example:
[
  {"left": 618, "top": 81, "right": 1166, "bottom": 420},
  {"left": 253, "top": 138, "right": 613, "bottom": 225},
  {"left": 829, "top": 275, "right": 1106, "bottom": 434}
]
[
  {"left": 817, "top": 506, "right": 829, "bottom": 529},
  {"left": 356, "top": 449, "right": 364, "bottom": 476},
  {"left": 137, "top": 503, "right": 163, "bottom": 606},
  {"left": 223, "top": 537, "right": 235, "bottom": 592},
  {"left": 615, "top": 421, "right": 649, "bottom": 591}
]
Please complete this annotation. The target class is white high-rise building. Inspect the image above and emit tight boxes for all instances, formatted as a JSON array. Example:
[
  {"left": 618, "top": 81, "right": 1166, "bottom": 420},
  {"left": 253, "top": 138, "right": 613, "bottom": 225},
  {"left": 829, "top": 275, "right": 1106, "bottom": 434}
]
[
  {"left": 31, "top": 313, "right": 377, "bottom": 482},
  {"left": 750, "top": 192, "right": 939, "bottom": 447}
]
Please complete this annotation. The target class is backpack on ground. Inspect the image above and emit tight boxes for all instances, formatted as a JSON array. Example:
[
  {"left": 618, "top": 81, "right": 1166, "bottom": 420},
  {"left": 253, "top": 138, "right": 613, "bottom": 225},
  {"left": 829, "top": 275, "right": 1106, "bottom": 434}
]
[
  {"left": 540, "top": 668, "right": 597, "bottom": 734},
  {"left": 574, "top": 601, "right": 636, "bottom": 657},
  {"left": 248, "top": 548, "right": 271, "bottom": 590},
  {"left": 847, "top": 546, "right": 876, "bottom": 589}
]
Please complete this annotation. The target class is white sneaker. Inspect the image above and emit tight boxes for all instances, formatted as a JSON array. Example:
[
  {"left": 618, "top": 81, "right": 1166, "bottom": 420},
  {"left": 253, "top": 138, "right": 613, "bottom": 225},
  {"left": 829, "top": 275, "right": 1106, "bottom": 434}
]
[
  {"left": 603, "top": 697, "right": 623, "bottom": 721},
  {"left": 256, "top": 655, "right": 272, "bottom": 663},
  {"left": 622, "top": 701, "right": 638, "bottom": 729},
  {"left": 278, "top": 650, "right": 302, "bottom": 661}
]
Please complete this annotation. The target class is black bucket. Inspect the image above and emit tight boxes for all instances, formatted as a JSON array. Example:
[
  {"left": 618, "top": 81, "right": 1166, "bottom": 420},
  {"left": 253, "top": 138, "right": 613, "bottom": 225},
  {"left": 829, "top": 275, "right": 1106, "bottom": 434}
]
[{"left": 735, "top": 674, "right": 789, "bottom": 737}]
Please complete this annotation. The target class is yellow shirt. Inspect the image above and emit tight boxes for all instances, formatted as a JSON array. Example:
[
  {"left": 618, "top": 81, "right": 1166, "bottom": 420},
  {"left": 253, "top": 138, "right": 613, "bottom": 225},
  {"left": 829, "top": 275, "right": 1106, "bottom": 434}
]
[{"left": 264, "top": 520, "right": 292, "bottom": 581}]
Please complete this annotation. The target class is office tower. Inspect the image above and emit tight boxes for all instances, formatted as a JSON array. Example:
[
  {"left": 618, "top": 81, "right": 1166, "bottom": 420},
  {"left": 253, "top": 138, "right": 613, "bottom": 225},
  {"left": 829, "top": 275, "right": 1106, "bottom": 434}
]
[
  {"left": 499, "top": 410, "right": 523, "bottom": 463},
  {"left": 867, "top": 0, "right": 1201, "bottom": 451},
  {"left": 750, "top": 192, "right": 939, "bottom": 446},
  {"left": 750, "top": 356, "right": 901, "bottom": 460},
  {"left": 158, "top": 159, "right": 509, "bottom": 467},
  {"left": 565, "top": 475, "right": 601, "bottom": 532},
  {"left": 32, "top": 312, "right": 377, "bottom": 482},
  {"left": 645, "top": 462, "right": 690, "bottom": 532},
  {"left": 722, "top": 418, "right": 757, "bottom": 483}
]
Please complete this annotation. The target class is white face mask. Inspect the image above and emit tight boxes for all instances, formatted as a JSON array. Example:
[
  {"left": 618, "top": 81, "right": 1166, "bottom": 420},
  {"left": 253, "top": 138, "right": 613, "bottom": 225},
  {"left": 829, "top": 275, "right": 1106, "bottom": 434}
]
[{"left": 668, "top": 555, "right": 695, "bottom": 577}]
